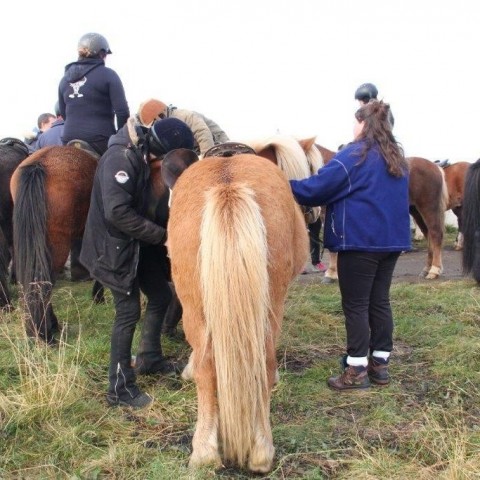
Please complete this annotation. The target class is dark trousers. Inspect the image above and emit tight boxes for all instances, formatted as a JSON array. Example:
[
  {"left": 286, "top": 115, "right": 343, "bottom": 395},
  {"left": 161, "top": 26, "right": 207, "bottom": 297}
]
[
  {"left": 308, "top": 218, "right": 323, "bottom": 264},
  {"left": 108, "top": 245, "right": 172, "bottom": 401},
  {"left": 337, "top": 250, "right": 400, "bottom": 358}
]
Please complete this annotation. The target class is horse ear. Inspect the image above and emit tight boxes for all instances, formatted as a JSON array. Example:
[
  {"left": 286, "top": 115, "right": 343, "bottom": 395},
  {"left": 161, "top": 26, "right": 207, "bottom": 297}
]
[
  {"left": 161, "top": 148, "right": 199, "bottom": 188},
  {"left": 297, "top": 137, "right": 317, "bottom": 153}
]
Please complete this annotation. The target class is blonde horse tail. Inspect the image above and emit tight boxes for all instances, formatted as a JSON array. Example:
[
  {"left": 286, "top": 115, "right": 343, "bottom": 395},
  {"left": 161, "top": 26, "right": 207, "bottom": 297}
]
[
  {"left": 439, "top": 167, "right": 449, "bottom": 213},
  {"left": 200, "top": 183, "right": 270, "bottom": 468}
]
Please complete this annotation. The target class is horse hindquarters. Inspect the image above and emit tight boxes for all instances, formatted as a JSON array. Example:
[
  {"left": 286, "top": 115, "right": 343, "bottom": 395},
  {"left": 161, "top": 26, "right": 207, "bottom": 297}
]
[
  {"left": 201, "top": 183, "right": 274, "bottom": 471},
  {"left": 461, "top": 160, "right": 480, "bottom": 281},
  {"left": 12, "top": 164, "right": 54, "bottom": 342},
  {"left": 170, "top": 156, "right": 308, "bottom": 472}
]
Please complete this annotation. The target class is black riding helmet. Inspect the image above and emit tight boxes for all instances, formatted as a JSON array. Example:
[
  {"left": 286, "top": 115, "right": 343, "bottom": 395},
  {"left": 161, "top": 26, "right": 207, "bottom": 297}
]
[
  {"left": 78, "top": 32, "right": 112, "bottom": 57},
  {"left": 148, "top": 118, "right": 194, "bottom": 157},
  {"left": 354, "top": 83, "right": 378, "bottom": 103}
]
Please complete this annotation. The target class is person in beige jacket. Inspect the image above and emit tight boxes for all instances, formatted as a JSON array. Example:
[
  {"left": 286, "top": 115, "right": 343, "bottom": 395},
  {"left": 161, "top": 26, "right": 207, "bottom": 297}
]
[{"left": 137, "top": 98, "right": 229, "bottom": 156}]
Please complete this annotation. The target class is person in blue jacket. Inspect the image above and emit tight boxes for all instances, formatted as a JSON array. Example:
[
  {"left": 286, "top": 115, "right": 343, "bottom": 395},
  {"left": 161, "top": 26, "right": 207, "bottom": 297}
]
[
  {"left": 35, "top": 102, "right": 64, "bottom": 150},
  {"left": 290, "top": 100, "right": 411, "bottom": 391},
  {"left": 58, "top": 32, "right": 130, "bottom": 156}
]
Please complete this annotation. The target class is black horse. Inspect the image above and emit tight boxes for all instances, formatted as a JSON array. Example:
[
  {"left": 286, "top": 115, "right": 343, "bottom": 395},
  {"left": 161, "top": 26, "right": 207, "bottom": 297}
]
[
  {"left": 0, "top": 137, "right": 29, "bottom": 308},
  {"left": 462, "top": 159, "right": 480, "bottom": 282}
]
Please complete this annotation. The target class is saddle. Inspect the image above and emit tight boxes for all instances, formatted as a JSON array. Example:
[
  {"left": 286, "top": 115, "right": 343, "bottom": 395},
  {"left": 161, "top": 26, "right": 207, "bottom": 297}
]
[
  {"left": 0, "top": 137, "right": 30, "bottom": 156},
  {"left": 67, "top": 139, "right": 101, "bottom": 160},
  {"left": 203, "top": 142, "right": 256, "bottom": 158},
  {"left": 434, "top": 159, "right": 450, "bottom": 168}
]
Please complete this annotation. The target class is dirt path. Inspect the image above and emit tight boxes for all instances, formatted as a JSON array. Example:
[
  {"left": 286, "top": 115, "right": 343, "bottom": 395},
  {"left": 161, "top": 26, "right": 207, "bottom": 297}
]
[{"left": 297, "top": 245, "right": 467, "bottom": 285}]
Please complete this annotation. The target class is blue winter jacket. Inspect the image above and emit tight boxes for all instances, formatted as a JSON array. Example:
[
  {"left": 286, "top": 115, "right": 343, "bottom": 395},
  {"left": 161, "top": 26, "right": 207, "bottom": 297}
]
[
  {"left": 290, "top": 141, "right": 411, "bottom": 253},
  {"left": 34, "top": 119, "right": 64, "bottom": 150}
]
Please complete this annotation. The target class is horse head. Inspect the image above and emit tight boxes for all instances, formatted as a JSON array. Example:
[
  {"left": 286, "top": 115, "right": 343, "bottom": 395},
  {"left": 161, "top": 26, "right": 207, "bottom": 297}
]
[{"left": 160, "top": 148, "right": 199, "bottom": 189}]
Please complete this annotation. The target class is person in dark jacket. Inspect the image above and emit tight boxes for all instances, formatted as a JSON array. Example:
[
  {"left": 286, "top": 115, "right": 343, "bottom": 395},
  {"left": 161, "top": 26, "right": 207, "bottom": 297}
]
[
  {"left": 80, "top": 116, "right": 194, "bottom": 409},
  {"left": 58, "top": 32, "right": 130, "bottom": 156},
  {"left": 290, "top": 100, "right": 410, "bottom": 391},
  {"left": 58, "top": 32, "right": 130, "bottom": 281}
]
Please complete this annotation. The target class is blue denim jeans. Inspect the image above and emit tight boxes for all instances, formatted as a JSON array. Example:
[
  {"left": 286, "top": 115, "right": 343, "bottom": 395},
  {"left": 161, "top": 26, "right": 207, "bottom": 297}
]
[{"left": 337, "top": 250, "right": 401, "bottom": 358}]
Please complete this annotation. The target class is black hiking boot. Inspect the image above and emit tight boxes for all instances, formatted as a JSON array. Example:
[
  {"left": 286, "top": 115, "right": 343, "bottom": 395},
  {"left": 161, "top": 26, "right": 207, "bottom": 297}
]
[{"left": 106, "top": 391, "right": 153, "bottom": 409}]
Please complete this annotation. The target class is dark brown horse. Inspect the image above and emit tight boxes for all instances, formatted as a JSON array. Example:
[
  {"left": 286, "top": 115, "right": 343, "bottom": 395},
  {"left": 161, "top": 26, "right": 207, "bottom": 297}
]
[
  {"left": 305, "top": 145, "right": 449, "bottom": 281},
  {"left": 0, "top": 138, "right": 30, "bottom": 308},
  {"left": 11, "top": 146, "right": 99, "bottom": 343}
]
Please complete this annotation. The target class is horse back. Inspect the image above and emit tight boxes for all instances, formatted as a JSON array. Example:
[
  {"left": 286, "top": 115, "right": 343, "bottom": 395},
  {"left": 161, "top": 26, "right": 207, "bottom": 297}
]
[
  {"left": 407, "top": 157, "right": 447, "bottom": 208},
  {"left": 169, "top": 155, "right": 308, "bottom": 297}
]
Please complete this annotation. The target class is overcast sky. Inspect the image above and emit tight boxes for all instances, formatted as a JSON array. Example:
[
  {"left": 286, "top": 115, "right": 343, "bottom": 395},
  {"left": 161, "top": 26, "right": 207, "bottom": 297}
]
[{"left": 1, "top": 0, "right": 478, "bottom": 162}]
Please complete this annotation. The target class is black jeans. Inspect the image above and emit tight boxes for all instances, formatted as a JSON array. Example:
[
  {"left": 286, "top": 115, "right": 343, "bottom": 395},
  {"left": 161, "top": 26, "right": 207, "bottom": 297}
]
[
  {"left": 108, "top": 245, "right": 172, "bottom": 401},
  {"left": 337, "top": 250, "right": 400, "bottom": 358},
  {"left": 308, "top": 217, "right": 323, "bottom": 264}
]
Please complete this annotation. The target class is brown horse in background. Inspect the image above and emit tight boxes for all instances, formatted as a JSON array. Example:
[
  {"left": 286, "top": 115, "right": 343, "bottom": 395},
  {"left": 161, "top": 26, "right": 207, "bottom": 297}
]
[
  {"left": 304, "top": 146, "right": 449, "bottom": 281},
  {"left": 165, "top": 148, "right": 309, "bottom": 472},
  {"left": 442, "top": 161, "right": 470, "bottom": 250},
  {"left": 11, "top": 146, "right": 99, "bottom": 343}
]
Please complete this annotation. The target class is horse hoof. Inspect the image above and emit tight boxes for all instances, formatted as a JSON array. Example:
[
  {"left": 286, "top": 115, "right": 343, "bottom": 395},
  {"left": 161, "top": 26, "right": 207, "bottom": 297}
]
[
  {"left": 322, "top": 277, "right": 337, "bottom": 284},
  {"left": 248, "top": 442, "right": 274, "bottom": 473},
  {"left": 188, "top": 449, "right": 222, "bottom": 469}
]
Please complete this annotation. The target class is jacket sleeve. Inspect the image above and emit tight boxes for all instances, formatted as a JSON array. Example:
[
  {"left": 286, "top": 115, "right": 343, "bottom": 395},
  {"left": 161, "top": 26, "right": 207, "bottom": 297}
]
[
  {"left": 204, "top": 116, "right": 229, "bottom": 143},
  {"left": 175, "top": 109, "right": 215, "bottom": 155},
  {"left": 290, "top": 154, "right": 353, "bottom": 207},
  {"left": 100, "top": 150, "right": 166, "bottom": 244},
  {"left": 108, "top": 69, "right": 130, "bottom": 130}
]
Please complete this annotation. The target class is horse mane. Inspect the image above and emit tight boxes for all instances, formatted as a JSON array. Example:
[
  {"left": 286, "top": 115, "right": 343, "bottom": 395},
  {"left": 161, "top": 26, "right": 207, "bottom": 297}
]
[
  {"left": 248, "top": 135, "right": 312, "bottom": 180},
  {"left": 298, "top": 137, "right": 324, "bottom": 174}
]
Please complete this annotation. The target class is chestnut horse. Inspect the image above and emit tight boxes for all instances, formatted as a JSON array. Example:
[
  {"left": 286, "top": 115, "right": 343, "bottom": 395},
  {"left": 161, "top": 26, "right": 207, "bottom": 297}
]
[
  {"left": 165, "top": 146, "right": 309, "bottom": 472},
  {"left": 0, "top": 138, "right": 29, "bottom": 309},
  {"left": 306, "top": 145, "right": 449, "bottom": 281},
  {"left": 441, "top": 161, "right": 470, "bottom": 250},
  {"left": 461, "top": 159, "right": 480, "bottom": 282}
]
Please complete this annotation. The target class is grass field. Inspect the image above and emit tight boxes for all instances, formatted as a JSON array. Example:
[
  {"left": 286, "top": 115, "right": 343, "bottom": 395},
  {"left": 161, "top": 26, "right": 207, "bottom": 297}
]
[{"left": 1, "top": 231, "right": 479, "bottom": 479}]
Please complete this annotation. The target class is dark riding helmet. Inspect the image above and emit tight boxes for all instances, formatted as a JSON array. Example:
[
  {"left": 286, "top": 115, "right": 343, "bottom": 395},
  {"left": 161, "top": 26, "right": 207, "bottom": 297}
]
[
  {"left": 148, "top": 118, "right": 194, "bottom": 157},
  {"left": 78, "top": 32, "right": 112, "bottom": 57},
  {"left": 354, "top": 83, "right": 378, "bottom": 103}
]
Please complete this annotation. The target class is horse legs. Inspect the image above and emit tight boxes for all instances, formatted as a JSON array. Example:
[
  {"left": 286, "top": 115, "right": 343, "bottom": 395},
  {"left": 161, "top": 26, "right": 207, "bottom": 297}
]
[
  {"left": 189, "top": 348, "right": 222, "bottom": 469},
  {"left": 183, "top": 308, "right": 221, "bottom": 469},
  {"left": 453, "top": 206, "right": 463, "bottom": 250},
  {"left": 410, "top": 209, "right": 443, "bottom": 279}
]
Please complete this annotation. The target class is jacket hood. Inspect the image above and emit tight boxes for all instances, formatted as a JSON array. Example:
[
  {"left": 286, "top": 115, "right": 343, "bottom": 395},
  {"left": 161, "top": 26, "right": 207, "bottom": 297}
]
[
  {"left": 107, "top": 116, "right": 145, "bottom": 149},
  {"left": 64, "top": 58, "right": 104, "bottom": 82}
]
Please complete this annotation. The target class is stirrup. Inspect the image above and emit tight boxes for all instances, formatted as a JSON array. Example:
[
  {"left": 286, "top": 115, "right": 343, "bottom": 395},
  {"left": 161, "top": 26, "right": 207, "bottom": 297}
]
[{"left": 67, "top": 139, "right": 101, "bottom": 160}]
